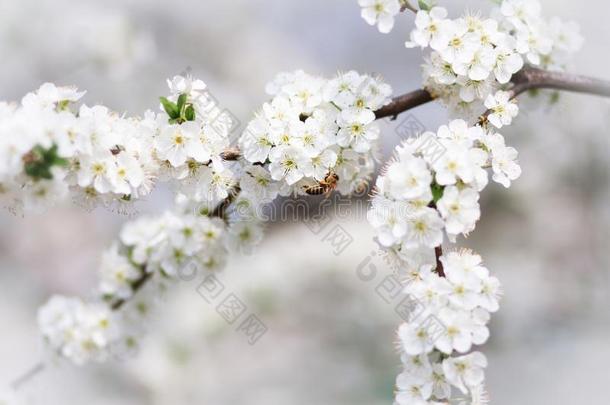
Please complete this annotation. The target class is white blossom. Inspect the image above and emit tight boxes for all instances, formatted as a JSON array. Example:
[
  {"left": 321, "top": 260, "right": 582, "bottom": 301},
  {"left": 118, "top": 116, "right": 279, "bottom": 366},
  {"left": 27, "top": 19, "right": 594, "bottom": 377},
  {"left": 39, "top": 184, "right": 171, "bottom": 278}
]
[
  {"left": 442, "top": 352, "right": 488, "bottom": 394},
  {"left": 436, "top": 185, "right": 480, "bottom": 240},
  {"left": 358, "top": 0, "right": 400, "bottom": 34},
  {"left": 484, "top": 90, "right": 519, "bottom": 128}
]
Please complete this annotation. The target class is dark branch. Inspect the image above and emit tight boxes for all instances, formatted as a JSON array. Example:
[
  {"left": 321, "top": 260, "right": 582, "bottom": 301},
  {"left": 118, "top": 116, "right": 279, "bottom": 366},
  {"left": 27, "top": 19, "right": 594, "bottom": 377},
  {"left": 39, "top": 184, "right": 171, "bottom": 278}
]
[
  {"left": 209, "top": 185, "right": 241, "bottom": 220},
  {"left": 510, "top": 66, "right": 610, "bottom": 98},
  {"left": 434, "top": 245, "right": 445, "bottom": 278},
  {"left": 220, "top": 146, "right": 241, "bottom": 161},
  {"left": 400, "top": 1, "right": 418, "bottom": 13},
  {"left": 480, "top": 67, "right": 610, "bottom": 125},
  {"left": 374, "top": 89, "right": 434, "bottom": 120}
]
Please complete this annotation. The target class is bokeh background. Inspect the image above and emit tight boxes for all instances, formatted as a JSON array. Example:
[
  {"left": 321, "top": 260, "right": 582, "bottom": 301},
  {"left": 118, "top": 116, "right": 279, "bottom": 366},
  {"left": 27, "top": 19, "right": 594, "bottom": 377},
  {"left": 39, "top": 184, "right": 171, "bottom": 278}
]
[{"left": 1, "top": 0, "right": 609, "bottom": 404}]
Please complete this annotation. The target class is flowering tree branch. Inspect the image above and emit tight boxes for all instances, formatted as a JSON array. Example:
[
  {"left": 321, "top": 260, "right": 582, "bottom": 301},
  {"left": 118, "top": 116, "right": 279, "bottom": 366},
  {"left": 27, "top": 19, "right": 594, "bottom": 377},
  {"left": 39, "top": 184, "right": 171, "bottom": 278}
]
[
  {"left": 110, "top": 271, "right": 151, "bottom": 310},
  {"left": 17, "top": 2, "right": 610, "bottom": 404},
  {"left": 510, "top": 66, "right": 610, "bottom": 98},
  {"left": 376, "top": 67, "right": 610, "bottom": 123},
  {"left": 215, "top": 67, "right": 610, "bottom": 165}
]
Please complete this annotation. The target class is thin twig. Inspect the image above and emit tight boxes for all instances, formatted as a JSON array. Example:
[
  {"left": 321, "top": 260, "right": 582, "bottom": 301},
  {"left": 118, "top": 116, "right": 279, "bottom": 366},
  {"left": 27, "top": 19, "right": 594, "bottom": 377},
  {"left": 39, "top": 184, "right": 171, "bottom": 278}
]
[
  {"left": 209, "top": 185, "right": 241, "bottom": 220},
  {"left": 111, "top": 270, "right": 152, "bottom": 310},
  {"left": 400, "top": 0, "right": 418, "bottom": 13},
  {"left": 220, "top": 146, "right": 241, "bottom": 161},
  {"left": 434, "top": 245, "right": 445, "bottom": 277},
  {"left": 11, "top": 362, "right": 45, "bottom": 390}
]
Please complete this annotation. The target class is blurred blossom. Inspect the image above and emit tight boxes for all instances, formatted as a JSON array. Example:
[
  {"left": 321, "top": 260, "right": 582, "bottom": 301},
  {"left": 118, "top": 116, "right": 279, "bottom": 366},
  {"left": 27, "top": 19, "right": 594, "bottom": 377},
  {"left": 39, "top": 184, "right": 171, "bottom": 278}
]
[{"left": 0, "top": 0, "right": 155, "bottom": 80}]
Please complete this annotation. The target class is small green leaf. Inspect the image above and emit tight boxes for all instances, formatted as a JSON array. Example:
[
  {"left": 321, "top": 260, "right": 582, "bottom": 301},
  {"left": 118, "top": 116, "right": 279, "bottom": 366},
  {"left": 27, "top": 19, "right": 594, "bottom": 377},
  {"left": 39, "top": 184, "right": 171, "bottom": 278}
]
[
  {"left": 431, "top": 183, "right": 444, "bottom": 203},
  {"left": 418, "top": 0, "right": 431, "bottom": 11},
  {"left": 184, "top": 104, "right": 195, "bottom": 121},
  {"left": 160, "top": 97, "right": 180, "bottom": 119},
  {"left": 176, "top": 93, "right": 187, "bottom": 113},
  {"left": 24, "top": 144, "right": 68, "bottom": 180},
  {"left": 56, "top": 100, "right": 71, "bottom": 111}
]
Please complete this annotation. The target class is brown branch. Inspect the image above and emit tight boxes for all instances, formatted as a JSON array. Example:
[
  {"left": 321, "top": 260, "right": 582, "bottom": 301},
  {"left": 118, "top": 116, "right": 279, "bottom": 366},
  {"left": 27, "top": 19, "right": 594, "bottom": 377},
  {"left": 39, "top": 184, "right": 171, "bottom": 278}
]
[
  {"left": 220, "top": 146, "right": 241, "bottom": 161},
  {"left": 434, "top": 245, "right": 445, "bottom": 278},
  {"left": 427, "top": 201, "right": 445, "bottom": 278},
  {"left": 374, "top": 89, "right": 434, "bottom": 120},
  {"left": 400, "top": 0, "right": 418, "bottom": 13},
  {"left": 510, "top": 66, "right": 610, "bottom": 98},
  {"left": 480, "top": 67, "right": 610, "bottom": 125},
  {"left": 209, "top": 185, "right": 241, "bottom": 220}
]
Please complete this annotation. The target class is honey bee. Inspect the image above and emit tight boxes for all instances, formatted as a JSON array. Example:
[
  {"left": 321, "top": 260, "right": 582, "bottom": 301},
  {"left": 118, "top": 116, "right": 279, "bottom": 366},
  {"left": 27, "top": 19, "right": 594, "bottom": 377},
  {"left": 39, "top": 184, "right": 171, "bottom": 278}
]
[{"left": 304, "top": 171, "right": 339, "bottom": 197}]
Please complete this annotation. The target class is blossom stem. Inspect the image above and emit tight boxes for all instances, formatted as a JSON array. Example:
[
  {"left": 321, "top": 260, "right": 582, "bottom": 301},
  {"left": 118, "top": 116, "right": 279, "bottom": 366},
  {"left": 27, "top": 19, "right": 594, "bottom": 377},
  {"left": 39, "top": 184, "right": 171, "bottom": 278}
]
[
  {"left": 400, "top": 1, "right": 418, "bottom": 13},
  {"left": 209, "top": 185, "right": 241, "bottom": 220},
  {"left": 428, "top": 201, "right": 445, "bottom": 278},
  {"left": 111, "top": 270, "right": 152, "bottom": 310},
  {"left": 434, "top": 245, "right": 445, "bottom": 277}
]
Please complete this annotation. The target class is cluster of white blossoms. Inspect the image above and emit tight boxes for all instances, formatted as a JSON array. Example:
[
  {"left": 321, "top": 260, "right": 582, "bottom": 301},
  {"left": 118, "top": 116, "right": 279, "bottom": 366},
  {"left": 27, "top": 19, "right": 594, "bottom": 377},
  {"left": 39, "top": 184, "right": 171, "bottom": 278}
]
[
  {"left": 37, "top": 197, "right": 236, "bottom": 364},
  {"left": 356, "top": 1, "right": 585, "bottom": 403},
  {"left": 38, "top": 296, "right": 120, "bottom": 365},
  {"left": 413, "top": 0, "right": 581, "bottom": 119},
  {"left": 239, "top": 70, "right": 391, "bottom": 197},
  {"left": 37, "top": 69, "right": 394, "bottom": 365},
  {"left": 34, "top": 73, "right": 273, "bottom": 362},
  {"left": 357, "top": 0, "right": 582, "bottom": 120},
  {"left": 0, "top": 75, "right": 238, "bottom": 214},
  {"left": 367, "top": 118, "right": 519, "bottom": 404},
  {"left": 155, "top": 76, "right": 239, "bottom": 208},
  {"left": 368, "top": 119, "right": 520, "bottom": 261},
  {"left": 395, "top": 250, "right": 500, "bottom": 404}
]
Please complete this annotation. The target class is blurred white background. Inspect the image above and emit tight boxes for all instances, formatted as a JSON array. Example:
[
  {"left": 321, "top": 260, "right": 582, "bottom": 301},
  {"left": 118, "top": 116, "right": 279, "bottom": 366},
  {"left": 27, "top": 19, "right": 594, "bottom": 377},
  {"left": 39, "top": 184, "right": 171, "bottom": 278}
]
[{"left": 0, "top": 0, "right": 609, "bottom": 404}]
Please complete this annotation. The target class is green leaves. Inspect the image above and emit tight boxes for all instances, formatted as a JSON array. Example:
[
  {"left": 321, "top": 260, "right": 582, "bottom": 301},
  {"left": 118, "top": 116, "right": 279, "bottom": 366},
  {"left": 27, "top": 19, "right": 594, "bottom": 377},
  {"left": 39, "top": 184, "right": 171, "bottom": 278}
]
[
  {"left": 176, "top": 93, "right": 187, "bottom": 113},
  {"left": 160, "top": 96, "right": 179, "bottom": 119},
  {"left": 159, "top": 93, "right": 196, "bottom": 124},
  {"left": 418, "top": 0, "right": 433, "bottom": 11},
  {"left": 24, "top": 144, "right": 68, "bottom": 180},
  {"left": 431, "top": 182, "right": 444, "bottom": 203},
  {"left": 184, "top": 105, "right": 195, "bottom": 121}
]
